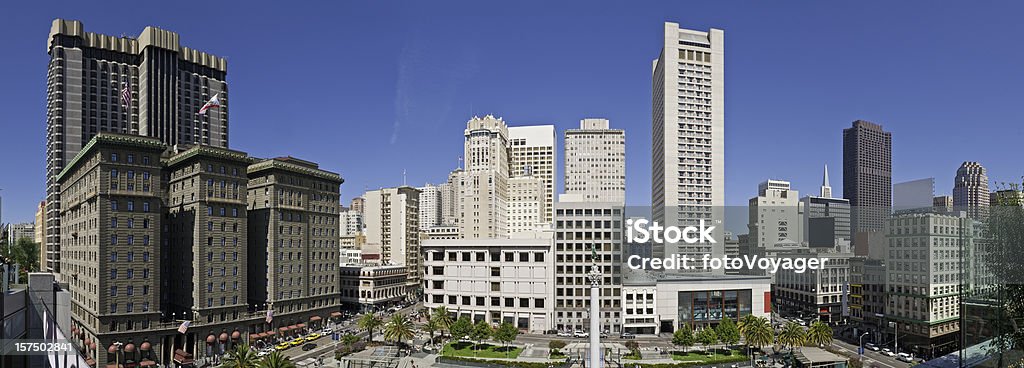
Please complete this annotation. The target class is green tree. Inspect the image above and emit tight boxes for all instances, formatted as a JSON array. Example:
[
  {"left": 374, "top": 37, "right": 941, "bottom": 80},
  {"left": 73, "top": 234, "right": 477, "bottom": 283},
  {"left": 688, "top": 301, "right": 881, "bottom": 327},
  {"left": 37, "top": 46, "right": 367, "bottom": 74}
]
[
  {"left": 716, "top": 318, "right": 741, "bottom": 348},
  {"left": 0, "top": 238, "right": 40, "bottom": 279},
  {"left": 696, "top": 327, "right": 719, "bottom": 354},
  {"left": 384, "top": 314, "right": 415, "bottom": 346},
  {"left": 549, "top": 339, "right": 567, "bottom": 351},
  {"left": 341, "top": 334, "right": 361, "bottom": 348},
  {"left": 449, "top": 316, "right": 472, "bottom": 343},
  {"left": 737, "top": 315, "right": 760, "bottom": 338},
  {"left": 493, "top": 322, "right": 519, "bottom": 358},
  {"left": 778, "top": 322, "right": 806, "bottom": 351},
  {"left": 357, "top": 312, "right": 383, "bottom": 342},
  {"left": 624, "top": 340, "right": 640, "bottom": 358},
  {"left": 222, "top": 343, "right": 259, "bottom": 368},
  {"left": 740, "top": 316, "right": 774, "bottom": 359},
  {"left": 470, "top": 320, "right": 493, "bottom": 352},
  {"left": 805, "top": 321, "right": 833, "bottom": 347},
  {"left": 432, "top": 306, "right": 455, "bottom": 337},
  {"left": 258, "top": 351, "right": 297, "bottom": 368},
  {"left": 423, "top": 316, "right": 440, "bottom": 344},
  {"left": 672, "top": 324, "right": 695, "bottom": 353}
]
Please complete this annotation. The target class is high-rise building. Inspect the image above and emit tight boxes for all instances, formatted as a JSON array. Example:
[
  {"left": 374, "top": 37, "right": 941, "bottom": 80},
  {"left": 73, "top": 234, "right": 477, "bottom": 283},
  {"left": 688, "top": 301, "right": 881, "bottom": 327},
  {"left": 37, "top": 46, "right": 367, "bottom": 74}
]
[
  {"left": 440, "top": 169, "right": 462, "bottom": 227},
  {"left": 57, "top": 134, "right": 167, "bottom": 365},
  {"left": 350, "top": 197, "right": 365, "bottom": 214},
  {"left": 417, "top": 184, "right": 441, "bottom": 230},
  {"left": 508, "top": 125, "right": 556, "bottom": 224},
  {"left": 651, "top": 22, "right": 724, "bottom": 262},
  {"left": 45, "top": 19, "right": 229, "bottom": 274},
  {"left": 842, "top": 120, "right": 892, "bottom": 235},
  {"left": 893, "top": 178, "right": 935, "bottom": 213},
  {"left": 564, "top": 118, "right": 625, "bottom": 203},
  {"left": 363, "top": 186, "right": 421, "bottom": 288},
  {"left": 773, "top": 250, "right": 853, "bottom": 324},
  {"left": 246, "top": 157, "right": 342, "bottom": 336},
  {"left": 553, "top": 198, "right": 624, "bottom": 333},
  {"left": 507, "top": 174, "right": 546, "bottom": 235},
  {"left": 164, "top": 145, "right": 251, "bottom": 328},
  {"left": 849, "top": 257, "right": 887, "bottom": 343},
  {"left": 338, "top": 207, "right": 364, "bottom": 237},
  {"left": 459, "top": 115, "right": 510, "bottom": 239},
  {"left": 6, "top": 223, "right": 35, "bottom": 245},
  {"left": 953, "top": 161, "right": 990, "bottom": 220},
  {"left": 35, "top": 201, "right": 46, "bottom": 244},
  {"left": 748, "top": 180, "right": 802, "bottom": 248},
  {"left": 884, "top": 211, "right": 978, "bottom": 358},
  {"left": 803, "top": 166, "right": 851, "bottom": 248}
]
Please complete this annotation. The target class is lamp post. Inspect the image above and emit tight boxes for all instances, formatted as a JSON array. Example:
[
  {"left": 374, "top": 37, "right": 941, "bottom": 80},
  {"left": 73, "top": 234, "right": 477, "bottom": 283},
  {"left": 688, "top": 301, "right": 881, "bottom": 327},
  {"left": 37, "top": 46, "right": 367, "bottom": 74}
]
[{"left": 889, "top": 321, "right": 898, "bottom": 354}]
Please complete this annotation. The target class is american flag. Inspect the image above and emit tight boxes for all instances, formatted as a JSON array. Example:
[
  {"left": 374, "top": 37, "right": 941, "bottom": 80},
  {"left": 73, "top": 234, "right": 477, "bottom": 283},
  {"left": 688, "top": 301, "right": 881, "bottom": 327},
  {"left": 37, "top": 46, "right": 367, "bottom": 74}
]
[
  {"left": 266, "top": 309, "right": 274, "bottom": 324},
  {"left": 121, "top": 82, "right": 132, "bottom": 109},
  {"left": 177, "top": 320, "right": 191, "bottom": 334}
]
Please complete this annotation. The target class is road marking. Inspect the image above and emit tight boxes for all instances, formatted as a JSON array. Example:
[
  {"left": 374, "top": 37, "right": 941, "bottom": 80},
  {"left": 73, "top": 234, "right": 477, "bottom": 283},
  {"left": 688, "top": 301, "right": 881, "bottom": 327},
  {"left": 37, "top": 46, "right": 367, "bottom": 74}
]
[{"left": 830, "top": 342, "right": 900, "bottom": 368}]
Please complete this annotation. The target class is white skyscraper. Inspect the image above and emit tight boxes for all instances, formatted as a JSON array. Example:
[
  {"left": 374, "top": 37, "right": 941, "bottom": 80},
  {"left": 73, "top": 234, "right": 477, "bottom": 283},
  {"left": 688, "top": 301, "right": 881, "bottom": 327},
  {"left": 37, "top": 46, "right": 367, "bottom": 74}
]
[
  {"left": 459, "top": 115, "right": 510, "bottom": 239},
  {"left": 508, "top": 174, "right": 546, "bottom": 235},
  {"left": 564, "top": 118, "right": 625, "bottom": 203},
  {"left": 508, "top": 125, "right": 556, "bottom": 223},
  {"left": 363, "top": 186, "right": 421, "bottom": 285},
  {"left": 652, "top": 22, "right": 725, "bottom": 261},
  {"left": 418, "top": 184, "right": 442, "bottom": 230},
  {"left": 440, "top": 169, "right": 462, "bottom": 227}
]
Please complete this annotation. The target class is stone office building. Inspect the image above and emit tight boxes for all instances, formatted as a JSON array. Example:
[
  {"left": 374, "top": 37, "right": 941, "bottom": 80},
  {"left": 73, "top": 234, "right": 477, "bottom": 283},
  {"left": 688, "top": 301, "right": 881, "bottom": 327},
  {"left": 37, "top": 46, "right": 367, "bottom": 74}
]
[{"left": 58, "top": 133, "right": 344, "bottom": 367}]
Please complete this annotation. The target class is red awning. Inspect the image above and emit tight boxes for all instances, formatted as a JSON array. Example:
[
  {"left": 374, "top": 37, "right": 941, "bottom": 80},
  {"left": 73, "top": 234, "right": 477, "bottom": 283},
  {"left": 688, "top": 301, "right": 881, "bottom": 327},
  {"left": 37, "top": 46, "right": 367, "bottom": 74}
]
[
  {"left": 310, "top": 316, "right": 322, "bottom": 321},
  {"left": 85, "top": 358, "right": 95, "bottom": 366},
  {"left": 139, "top": 361, "right": 157, "bottom": 367},
  {"left": 297, "top": 323, "right": 306, "bottom": 328},
  {"left": 279, "top": 326, "right": 289, "bottom": 331},
  {"left": 288, "top": 324, "right": 298, "bottom": 330},
  {"left": 330, "top": 312, "right": 343, "bottom": 317},
  {"left": 267, "top": 331, "right": 276, "bottom": 335}
]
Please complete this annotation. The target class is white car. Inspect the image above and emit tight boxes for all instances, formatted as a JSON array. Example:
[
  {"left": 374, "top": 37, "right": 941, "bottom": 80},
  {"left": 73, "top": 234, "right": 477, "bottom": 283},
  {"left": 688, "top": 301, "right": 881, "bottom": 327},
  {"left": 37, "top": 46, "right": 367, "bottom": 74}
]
[
  {"left": 557, "top": 331, "right": 572, "bottom": 337},
  {"left": 322, "top": 327, "right": 333, "bottom": 335},
  {"left": 257, "top": 350, "right": 271, "bottom": 357},
  {"left": 573, "top": 331, "right": 589, "bottom": 338},
  {"left": 865, "top": 343, "right": 880, "bottom": 351},
  {"left": 897, "top": 353, "right": 913, "bottom": 362},
  {"left": 881, "top": 348, "right": 896, "bottom": 357}
]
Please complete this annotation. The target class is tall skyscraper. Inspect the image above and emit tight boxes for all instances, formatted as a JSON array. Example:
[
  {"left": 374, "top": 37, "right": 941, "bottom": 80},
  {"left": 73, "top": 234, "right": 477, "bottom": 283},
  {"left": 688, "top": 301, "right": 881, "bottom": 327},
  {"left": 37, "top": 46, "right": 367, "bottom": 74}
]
[
  {"left": 459, "top": 115, "right": 510, "bottom": 239},
  {"left": 651, "top": 22, "right": 724, "bottom": 262},
  {"left": 564, "top": 118, "right": 625, "bottom": 203},
  {"left": 417, "top": 184, "right": 442, "bottom": 230},
  {"left": 45, "top": 19, "right": 229, "bottom": 273},
  {"left": 507, "top": 173, "right": 546, "bottom": 235},
  {"left": 842, "top": 120, "right": 892, "bottom": 234},
  {"left": 363, "top": 186, "right": 421, "bottom": 287},
  {"left": 440, "top": 169, "right": 462, "bottom": 227},
  {"left": 508, "top": 125, "right": 556, "bottom": 223},
  {"left": 954, "top": 161, "right": 990, "bottom": 220}
]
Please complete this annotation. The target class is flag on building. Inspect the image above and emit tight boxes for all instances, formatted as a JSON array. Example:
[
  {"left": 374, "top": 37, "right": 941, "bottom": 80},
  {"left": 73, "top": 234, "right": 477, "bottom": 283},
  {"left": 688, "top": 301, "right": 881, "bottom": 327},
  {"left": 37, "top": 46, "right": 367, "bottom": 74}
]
[
  {"left": 177, "top": 321, "right": 191, "bottom": 334},
  {"left": 121, "top": 82, "right": 132, "bottom": 109},
  {"left": 197, "top": 93, "right": 222, "bottom": 115},
  {"left": 266, "top": 309, "right": 274, "bottom": 324}
]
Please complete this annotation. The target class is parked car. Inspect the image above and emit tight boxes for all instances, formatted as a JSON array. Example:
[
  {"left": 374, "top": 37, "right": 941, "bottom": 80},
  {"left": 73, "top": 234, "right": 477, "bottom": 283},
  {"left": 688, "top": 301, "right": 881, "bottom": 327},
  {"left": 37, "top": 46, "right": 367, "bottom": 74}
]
[
  {"left": 573, "top": 331, "right": 589, "bottom": 338},
  {"left": 322, "top": 327, "right": 333, "bottom": 335},
  {"left": 275, "top": 343, "right": 290, "bottom": 351},
  {"left": 306, "top": 332, "right": 321, "bottom": 340},
  {"left": 290, "top": 337, "right": 306, "bottom": 346},
  {"left": 865, "top": 343, "right": 880, "bottom": 351},
  {"left": 557, "top": 331, "right": 572, "bottom": 337},
  {"left": 881, "top": 348, "right": 896, "bottom": 357},
  {"left": 302, "top": 343, "right": 318, "bottom": 351},
  {"left": 620, "top": 332, "right": 635, "bottom": 339},
  {"left": 897, "top": 353, "right": 913, "bottom": 362},
  {"left": 257, "top": 350, "right": 271, "bottom": 357}
]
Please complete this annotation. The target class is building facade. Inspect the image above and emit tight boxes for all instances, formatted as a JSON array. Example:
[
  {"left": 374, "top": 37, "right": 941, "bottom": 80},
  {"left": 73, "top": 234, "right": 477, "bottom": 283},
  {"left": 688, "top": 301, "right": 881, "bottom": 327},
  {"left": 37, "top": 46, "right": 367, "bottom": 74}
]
[
  {"left": 564, "top": 118, "right": 625, "bottom": 203},
  {"left": 749, "top": 180, "right": 802, "bottom": 248},
  {"left": 245, "top": 157, "right": 342, "bottom": 340},
  {"left": 459, "top": 115, "right": 510, "bottom": 239},
  {"left": 773, "top": 250, "right": 853, "bottom": 323},
  {"left": 422, "top": 237, "right": 555, "bottom": 332},
  {"left": 362, "top": 186, "right": 421, "bottom": 290},
  {"left": 553, "top": 200, "right": 624, "bottom": 333},
  {"left": 849, "top": 257, "right": 887, "bottom": 344},
  {"left": 508, "top": 125, "right": 556, "bottom": 224},
  {"left": 508, "top": 174, "right": 547, "bottom": 236},
  {"left": 622, "top": 273, "right": 771, "bottom": 335},
  {"left": 417, "top": 184, "right": 441, "bottom": 231},
  {"left": 45, "top": 19, "right": 229, "bottom": 274},
  {"left": 339, "top": 264, "right": 408, "bottom": 313},
  {"left": 651, "top": 22, "right": 725, "bottom": 263}
]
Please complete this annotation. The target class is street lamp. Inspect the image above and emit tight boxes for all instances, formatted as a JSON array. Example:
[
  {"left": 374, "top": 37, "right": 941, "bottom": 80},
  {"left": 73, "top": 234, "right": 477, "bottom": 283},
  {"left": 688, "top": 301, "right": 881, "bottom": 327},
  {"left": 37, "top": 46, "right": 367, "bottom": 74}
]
[{"left": 858, "top": 332, "right": 869, "bottom": 359}]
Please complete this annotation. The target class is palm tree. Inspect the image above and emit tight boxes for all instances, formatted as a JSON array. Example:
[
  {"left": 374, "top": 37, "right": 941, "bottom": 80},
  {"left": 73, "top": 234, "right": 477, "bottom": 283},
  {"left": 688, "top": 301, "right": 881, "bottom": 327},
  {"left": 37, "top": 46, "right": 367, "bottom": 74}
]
[
  {"left": 222, "top": 343, "right": 259, "bottom": 368},
  {"left": 358, "top": 312, "right": 384, "bottom": 342},
  {"left": 778, "top": 322, "right": 806, "bottom": 351},
  {"left": 740, "top": 316, "right": 774, "bottom": 361},
  {"left": 805, "top": 321, "right": 833, "bottom": 347},
  {"left": 432, "top": 306, "right": 454, "bottom": 337},
  {"left": 258, "top": 351, "right": 297, "bottom": 368},
  {"left": 424, "top": 316, "right": 440, "bottom": 344},
  {"left": 384, "top": 314, "right": 415, "bottom": 347}
]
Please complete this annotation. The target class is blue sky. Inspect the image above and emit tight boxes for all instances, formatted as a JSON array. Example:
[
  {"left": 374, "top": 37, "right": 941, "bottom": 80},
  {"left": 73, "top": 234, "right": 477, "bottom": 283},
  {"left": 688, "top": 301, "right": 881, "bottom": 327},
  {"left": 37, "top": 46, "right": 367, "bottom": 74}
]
[{"left": 1, "top": 1, "right": 1023, "bottom": 223}]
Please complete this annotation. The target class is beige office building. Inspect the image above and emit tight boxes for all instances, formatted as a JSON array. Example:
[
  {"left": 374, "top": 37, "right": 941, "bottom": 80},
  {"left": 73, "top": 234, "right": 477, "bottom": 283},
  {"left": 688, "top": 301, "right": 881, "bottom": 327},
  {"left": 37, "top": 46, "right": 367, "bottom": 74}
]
[
  {"left": 458, "top": 115, "right": 510, "bottom": 239},
  {"left": 564, "top": 118, "right": 626, "bottom": 203},
  {"left": 363, "top": 186, "right": 421, "bottom": 290},
  {"left": 651, "top": 22, "right": 725, "bottom": 262},
  {"left": 508, "top": 174, "right": 547, "bottom": 236},
  {"left": 508, "top": 125, "right": 556, "bottom": 223}
]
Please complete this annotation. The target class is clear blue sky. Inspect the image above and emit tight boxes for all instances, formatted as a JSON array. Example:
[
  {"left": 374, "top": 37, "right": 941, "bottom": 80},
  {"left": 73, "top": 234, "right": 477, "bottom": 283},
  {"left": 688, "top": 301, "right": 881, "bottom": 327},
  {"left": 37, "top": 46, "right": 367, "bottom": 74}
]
[{"left": 1, "top": 1, "right": 1023, "bottom": 223}]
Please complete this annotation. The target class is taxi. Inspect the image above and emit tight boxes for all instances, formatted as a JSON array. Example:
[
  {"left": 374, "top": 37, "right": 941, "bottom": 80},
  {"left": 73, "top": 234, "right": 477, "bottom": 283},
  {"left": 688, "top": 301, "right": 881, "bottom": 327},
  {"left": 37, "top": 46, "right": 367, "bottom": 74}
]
[
  {"left": 289, "top": 337, "right": 305, "bottom": 346},
  {"left": 275, "top": 343, "right": 289, "bottom": 351},
  {"left": 306, "top": 333, "right": 321, "bottom": 340}
]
